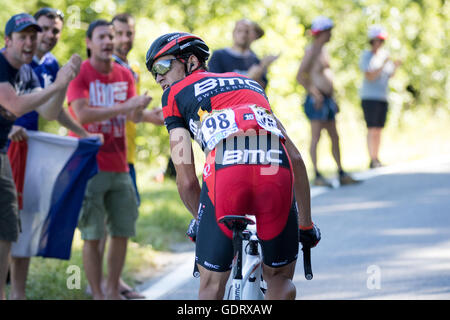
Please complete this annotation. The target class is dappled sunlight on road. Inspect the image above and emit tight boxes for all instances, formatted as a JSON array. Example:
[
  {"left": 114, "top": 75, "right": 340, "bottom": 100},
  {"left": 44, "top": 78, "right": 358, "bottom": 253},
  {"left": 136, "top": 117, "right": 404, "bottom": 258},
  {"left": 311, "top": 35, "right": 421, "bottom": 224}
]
[
  {"left": 377, "top": 227, "right": 441, "bottom": 236},
  {"left": 313, "top": 200, "right": 394, "bottom": 215},
  {"left": 294, "top": 159, "right": 450, "bottom": 300}
]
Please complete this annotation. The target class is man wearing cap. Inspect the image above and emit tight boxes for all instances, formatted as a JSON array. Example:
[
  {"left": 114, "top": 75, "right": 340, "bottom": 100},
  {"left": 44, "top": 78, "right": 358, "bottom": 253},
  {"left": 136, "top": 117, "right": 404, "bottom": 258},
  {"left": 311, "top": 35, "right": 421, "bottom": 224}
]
[
  {"left": 297, "top": 16, "right": 358, "bottom": 187},
  {"left": 0, "top": 12, "right": 81, "bottom": 300},
  {"left": 66, "top": 19, "right": 152, "bottom": 300},
  {"left": 359, "top": 26, "right": 401, "bottom": 169},
  {"left": 7, "top": 8, "right": 103, "bottom": 300}
]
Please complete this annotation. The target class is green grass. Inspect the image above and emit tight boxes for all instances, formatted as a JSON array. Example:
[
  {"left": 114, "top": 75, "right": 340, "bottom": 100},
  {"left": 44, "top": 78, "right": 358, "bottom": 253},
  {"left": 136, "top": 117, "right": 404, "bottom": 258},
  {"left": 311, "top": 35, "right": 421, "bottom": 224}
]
[
  {"left": 7, "top": 108, "right": 450, "bottom": 299},
  {"left": 133, "top": 178, "right": 193, "bottom": 250},
  {"left": 6, "top": 178, "right": 192, "bottom": 300}
]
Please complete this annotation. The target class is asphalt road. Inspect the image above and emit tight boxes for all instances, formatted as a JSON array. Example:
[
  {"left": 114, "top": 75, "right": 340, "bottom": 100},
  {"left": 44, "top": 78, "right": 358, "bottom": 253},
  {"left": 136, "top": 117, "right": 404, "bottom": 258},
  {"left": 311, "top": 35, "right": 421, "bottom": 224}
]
[{"left": 139, "top": 156, "right": 450, "bottom": 300}]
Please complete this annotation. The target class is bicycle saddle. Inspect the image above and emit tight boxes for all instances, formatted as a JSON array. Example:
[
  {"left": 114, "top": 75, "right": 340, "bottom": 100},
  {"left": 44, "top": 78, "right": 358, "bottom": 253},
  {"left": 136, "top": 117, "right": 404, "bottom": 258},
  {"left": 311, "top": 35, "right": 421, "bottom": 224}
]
[{"left": 218, "top": 215, "right": 255, "bottom": 231}]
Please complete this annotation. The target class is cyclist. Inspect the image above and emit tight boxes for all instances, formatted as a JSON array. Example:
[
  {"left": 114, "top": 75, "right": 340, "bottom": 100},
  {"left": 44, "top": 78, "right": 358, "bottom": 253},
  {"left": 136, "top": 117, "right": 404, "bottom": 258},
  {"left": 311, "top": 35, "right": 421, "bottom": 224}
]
[{"left": 146, "top": 32, "right": 321, "bottom": 300}]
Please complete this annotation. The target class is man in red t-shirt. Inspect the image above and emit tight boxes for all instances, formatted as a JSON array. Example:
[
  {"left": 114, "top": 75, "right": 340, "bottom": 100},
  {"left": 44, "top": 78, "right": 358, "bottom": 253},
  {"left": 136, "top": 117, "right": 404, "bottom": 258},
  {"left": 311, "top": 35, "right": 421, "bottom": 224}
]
[{"left": 66, "top": 20, "right": 151, "bottom": 300}]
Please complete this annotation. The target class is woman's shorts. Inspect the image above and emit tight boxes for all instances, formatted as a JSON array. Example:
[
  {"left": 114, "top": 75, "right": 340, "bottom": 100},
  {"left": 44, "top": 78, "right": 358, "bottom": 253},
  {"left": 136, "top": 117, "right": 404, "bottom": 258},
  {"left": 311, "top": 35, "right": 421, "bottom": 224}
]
[
  {"left": 361, "top": 99, "right": 388, "bottom": 128},
  {"left": 195, "top": 135, "right": 299, "bottom": 272}
]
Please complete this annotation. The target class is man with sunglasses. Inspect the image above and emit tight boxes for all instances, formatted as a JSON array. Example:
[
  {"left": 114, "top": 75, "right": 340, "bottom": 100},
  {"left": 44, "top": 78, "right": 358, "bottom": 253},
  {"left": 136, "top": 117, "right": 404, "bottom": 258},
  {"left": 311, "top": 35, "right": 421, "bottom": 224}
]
[
  {"left": 0, "top": 12, "right": 81, "bottom": 300},
  {"left": 7, "top": 8, "right": 102, "bottom": 300},
  {"left": 66, "top": 19, "right": 151, "bottom": 300},
  {"left": 146, "top": 32, "right": 320, "bottom": 299}
]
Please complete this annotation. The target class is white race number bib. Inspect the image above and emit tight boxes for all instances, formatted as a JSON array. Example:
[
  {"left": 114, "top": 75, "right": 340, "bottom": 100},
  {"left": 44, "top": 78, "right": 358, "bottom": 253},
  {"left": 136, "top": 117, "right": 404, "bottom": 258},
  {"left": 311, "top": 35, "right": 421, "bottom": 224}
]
[
  {"left": 250, "top": 105, "right": 284, "bottom": 139},
  {"left": 200, "top": 109, "right": 238, "bottom": 151}
]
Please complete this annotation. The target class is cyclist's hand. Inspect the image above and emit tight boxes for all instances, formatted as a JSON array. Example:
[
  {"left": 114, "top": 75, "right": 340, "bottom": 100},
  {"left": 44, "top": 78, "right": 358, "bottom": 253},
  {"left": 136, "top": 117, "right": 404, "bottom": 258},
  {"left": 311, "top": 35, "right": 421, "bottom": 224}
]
[
  {"left": 186, "top": 218, "right": 198, "bottom": 242},
  {"left": 299, "top": 223, "right": 321, "bottom": 248}
]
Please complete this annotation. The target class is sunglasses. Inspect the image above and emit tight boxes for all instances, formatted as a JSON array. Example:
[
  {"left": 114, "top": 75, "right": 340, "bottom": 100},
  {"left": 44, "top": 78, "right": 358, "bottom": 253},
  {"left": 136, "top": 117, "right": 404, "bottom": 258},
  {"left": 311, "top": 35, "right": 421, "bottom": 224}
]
[
  {"left": 34, "top": 7, "right": 64, "bottom": 22},
  {"left": 151, "top": 58, "right": 178, "bottom": 79}
]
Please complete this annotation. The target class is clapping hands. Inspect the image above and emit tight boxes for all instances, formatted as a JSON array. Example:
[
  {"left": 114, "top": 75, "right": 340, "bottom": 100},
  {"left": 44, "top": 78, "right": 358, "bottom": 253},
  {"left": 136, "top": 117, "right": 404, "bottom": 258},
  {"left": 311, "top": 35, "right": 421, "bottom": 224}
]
[{"left": 54, "top": 54, "right": 82, "bottom": 88}]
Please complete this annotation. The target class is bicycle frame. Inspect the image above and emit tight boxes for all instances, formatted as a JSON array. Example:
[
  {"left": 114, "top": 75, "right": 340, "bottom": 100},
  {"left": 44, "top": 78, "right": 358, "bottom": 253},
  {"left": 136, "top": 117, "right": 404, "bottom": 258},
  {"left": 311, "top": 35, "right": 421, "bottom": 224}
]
[
  {"left": 224, "top": 216, "right": 265, "bottom": 300},
  {"left": 218, "top": 214, "right": 313, "bottom": 300},
  {"left": 192, "top": 214, "right": 313, "bottom": 299}
]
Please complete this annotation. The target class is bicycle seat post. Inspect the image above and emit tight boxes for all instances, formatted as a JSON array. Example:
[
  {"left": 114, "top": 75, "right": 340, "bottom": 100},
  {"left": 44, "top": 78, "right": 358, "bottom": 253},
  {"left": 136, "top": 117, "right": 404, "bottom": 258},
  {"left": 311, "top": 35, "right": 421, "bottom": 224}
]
[
  {"left": 232, "top": 228, "right": 244, "bottom": 281},
  {"left": 218, "top": 215, "right": 256, "bottom": 300}
]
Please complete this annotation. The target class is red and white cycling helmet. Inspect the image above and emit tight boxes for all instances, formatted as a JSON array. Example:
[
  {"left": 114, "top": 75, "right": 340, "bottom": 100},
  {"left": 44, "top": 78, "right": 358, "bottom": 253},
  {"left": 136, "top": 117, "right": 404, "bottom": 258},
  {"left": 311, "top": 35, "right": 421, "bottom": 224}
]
[{"left": 146, "top": 32, "right": 210, "bottom": 72}]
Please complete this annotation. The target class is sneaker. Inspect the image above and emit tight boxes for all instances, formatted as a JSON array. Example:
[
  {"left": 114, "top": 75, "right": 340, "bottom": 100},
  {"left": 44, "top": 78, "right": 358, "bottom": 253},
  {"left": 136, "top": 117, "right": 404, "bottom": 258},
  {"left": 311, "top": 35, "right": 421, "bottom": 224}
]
[
  {"left": 314, "top": 176, "right": 333, "bottom": 188},
  {"left": 369, "top": 159, "right": 383, "bottom": 169},
  {"left": 339, "top": 173, "right": 360, "bottom": 186}
]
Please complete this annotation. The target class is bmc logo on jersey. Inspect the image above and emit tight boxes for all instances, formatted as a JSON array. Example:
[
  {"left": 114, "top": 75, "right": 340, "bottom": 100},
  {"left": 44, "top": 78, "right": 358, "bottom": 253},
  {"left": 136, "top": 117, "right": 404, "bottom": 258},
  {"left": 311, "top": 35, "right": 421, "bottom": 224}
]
[
  {"left": 221, "top": 149, "right": 282, "bottom": 165},
  {"left": 194, "top": 77, "right": 263, "bottom": 96}
]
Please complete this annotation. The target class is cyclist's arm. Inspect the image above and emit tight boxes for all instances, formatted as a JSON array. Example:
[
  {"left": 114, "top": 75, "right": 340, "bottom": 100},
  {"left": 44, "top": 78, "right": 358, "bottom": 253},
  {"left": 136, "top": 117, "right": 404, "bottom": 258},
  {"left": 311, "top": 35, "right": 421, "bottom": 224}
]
[
  {"left": 276, "top": 118, "right": 313, "bottom": 227},
  {"left": 169, "top": 127, "right": 201, "bottom": 219}
]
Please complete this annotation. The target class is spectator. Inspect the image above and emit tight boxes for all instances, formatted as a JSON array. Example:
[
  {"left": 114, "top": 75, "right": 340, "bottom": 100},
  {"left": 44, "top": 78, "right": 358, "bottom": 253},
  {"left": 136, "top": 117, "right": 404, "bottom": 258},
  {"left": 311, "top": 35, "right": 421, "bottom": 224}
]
[
  {"left": 0, "top": 12, "right": 81, "bottom": 300},
  {"left": 359, "top": 26, "right": 401, "bottom": 169},
  {"left": 113, "top": 14, "right": 167, "bottom": 183},
  {"left": 83, "top": 12, "right": 163, "bottom": 300},
  {"left": 66, "top": 19, "right": 151, "bottom": 300},
  {"left": 208, "top": 19, "right": 278, "bottom": 89},
  {"left": 8, "top": 7, "right": 101, "bottom": 300},
  {"left": 249, "top": 20, "right": 265, "bottom": 42},
  {"left": 112, "top": 13, "right": 163, "bottom": 200},
  {"left": 296, "top": 16, "right": 359, "bottom": 187}
]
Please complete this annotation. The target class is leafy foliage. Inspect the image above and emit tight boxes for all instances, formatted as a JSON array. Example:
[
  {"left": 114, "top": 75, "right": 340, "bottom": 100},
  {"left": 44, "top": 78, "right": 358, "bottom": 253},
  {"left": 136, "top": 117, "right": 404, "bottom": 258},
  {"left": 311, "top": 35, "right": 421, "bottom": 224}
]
[{"left": 2, "top": 0, "right": 449, "bottom": 167}]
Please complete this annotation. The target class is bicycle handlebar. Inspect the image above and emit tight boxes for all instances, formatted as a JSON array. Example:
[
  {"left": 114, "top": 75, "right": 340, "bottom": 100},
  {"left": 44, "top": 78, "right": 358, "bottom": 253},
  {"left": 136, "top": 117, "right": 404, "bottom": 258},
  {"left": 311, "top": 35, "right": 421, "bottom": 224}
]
[
  {"left": 192, "top": 217, "right": 314, "bottom": 281},
  {"left": 193, "top": 260, "right": 200, "bottom": 278},
  {"left": 302, "top": 246, "right": 313, "bottom": 280}
]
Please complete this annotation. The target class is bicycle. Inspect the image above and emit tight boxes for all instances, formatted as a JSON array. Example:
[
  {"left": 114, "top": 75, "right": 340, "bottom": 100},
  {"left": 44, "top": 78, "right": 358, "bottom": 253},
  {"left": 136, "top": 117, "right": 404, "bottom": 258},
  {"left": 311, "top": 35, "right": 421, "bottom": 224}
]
[{"left": 218, "top": 215, "right": 314, "bottom": 300}]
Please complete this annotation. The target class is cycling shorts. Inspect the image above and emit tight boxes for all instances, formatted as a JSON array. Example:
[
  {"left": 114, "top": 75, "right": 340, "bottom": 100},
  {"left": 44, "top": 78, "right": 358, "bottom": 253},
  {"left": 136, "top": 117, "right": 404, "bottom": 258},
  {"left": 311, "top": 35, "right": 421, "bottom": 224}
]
[{"left": 195, "top": 134, "right": 299, "bottom": 272}]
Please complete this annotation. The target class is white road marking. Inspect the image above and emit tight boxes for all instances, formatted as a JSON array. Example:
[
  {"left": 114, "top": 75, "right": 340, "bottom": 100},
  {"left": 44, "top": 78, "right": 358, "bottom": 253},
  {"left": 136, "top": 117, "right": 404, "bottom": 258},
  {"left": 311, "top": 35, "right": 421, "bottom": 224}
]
[
  {"left": 140, "top": 155, "right": 450, "bottom": 299},
  {"left": 140, "top": 251, "right": 196, "bottom": 300}
]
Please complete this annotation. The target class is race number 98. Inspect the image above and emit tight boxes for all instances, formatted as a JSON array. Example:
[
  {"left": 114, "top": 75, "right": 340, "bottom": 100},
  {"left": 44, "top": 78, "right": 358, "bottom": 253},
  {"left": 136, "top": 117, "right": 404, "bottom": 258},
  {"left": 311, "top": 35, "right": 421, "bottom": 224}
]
[
  {"left": 201, "top": 109, "right": 238, "bottom": 150},
  {"left": 204, "top": 112, "right": 231, "bottom": 134}
]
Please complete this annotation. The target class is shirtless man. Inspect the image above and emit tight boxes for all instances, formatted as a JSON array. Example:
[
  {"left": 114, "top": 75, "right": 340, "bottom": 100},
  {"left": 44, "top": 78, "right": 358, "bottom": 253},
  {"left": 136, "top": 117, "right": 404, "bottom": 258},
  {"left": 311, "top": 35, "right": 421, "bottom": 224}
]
[{"left": 297, "top": 16, "right": 358, "bottom": 187}]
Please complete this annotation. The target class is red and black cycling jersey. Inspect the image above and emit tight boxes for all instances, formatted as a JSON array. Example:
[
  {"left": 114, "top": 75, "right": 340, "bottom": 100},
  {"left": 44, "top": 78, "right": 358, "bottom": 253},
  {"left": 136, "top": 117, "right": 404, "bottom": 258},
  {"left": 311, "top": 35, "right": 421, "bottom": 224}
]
[
  {"left": 161, "top": 70, "right": 277, "bottom": 151},
  {"left": 161, "top": 70, "right": 299, "bottom": 271}
]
